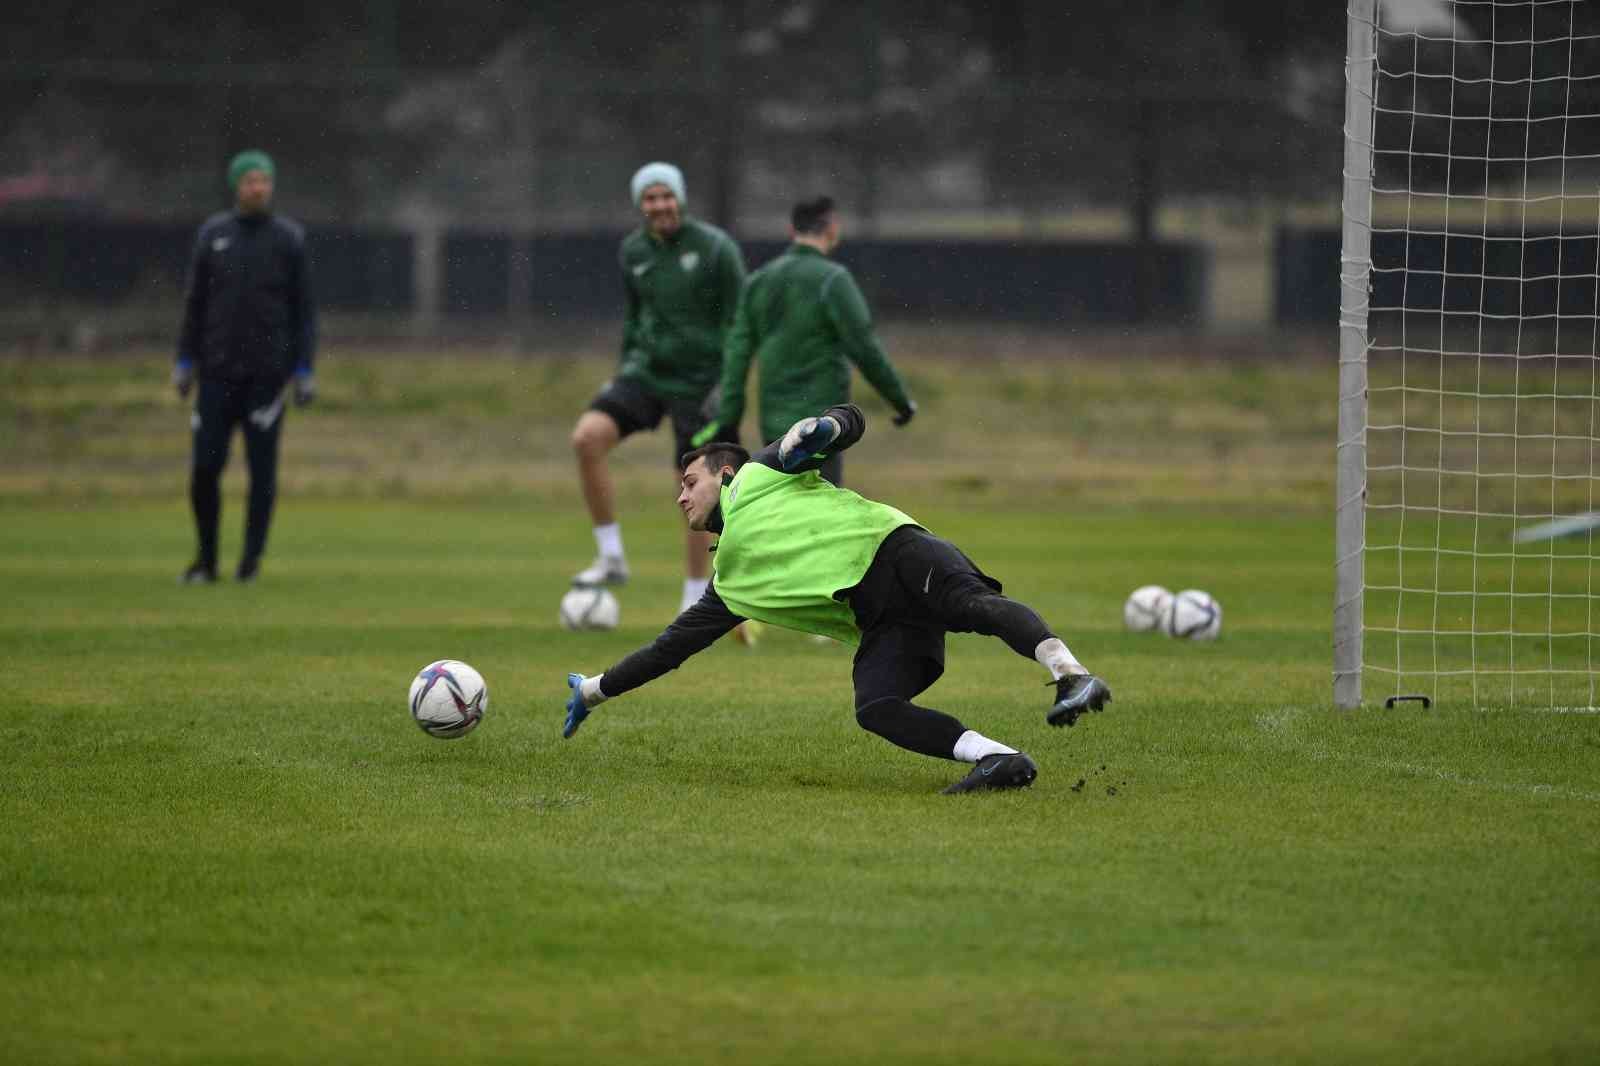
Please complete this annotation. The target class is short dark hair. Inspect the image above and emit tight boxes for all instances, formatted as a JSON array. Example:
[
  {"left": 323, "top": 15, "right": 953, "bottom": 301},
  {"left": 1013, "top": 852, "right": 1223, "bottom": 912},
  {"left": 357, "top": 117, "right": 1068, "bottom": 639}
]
[
  {"left": 791, "top": 196, "right": 835, "bottom": 235},
  {"left": 680, "top": 441, "right": 750, "bottom": 474}
]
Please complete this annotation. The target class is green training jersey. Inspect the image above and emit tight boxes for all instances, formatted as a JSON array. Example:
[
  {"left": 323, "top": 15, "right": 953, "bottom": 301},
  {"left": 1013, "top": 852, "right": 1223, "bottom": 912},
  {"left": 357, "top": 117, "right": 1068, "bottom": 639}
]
[
  {"left": 711, "top": 460, "right": 917, "bottom": 644},
  {"left": 717, "top": 243, "right": 913, "bottom": 444},
  {"left": 618, "top": 217, "right": 746, "bottom": 401}
]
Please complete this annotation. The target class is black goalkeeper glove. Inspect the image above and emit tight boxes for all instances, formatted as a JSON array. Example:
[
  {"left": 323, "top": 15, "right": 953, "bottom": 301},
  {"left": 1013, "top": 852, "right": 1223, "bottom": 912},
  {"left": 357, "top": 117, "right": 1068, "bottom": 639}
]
[{"left": 892, "top": 400, "right": 917, "bottom": 427}]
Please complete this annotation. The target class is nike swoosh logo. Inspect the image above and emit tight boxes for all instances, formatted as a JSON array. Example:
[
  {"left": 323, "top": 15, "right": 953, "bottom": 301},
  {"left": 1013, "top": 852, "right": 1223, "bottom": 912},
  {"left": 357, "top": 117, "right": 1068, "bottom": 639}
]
[
  {"left": 980, "top": 762, "right": 997, "bottom": 776},
  {"left": 248, "top": 398, "right": 284, "bottom": 429},
  {"left": 923, "top": 567, "right": 933, "bottom": 594}
]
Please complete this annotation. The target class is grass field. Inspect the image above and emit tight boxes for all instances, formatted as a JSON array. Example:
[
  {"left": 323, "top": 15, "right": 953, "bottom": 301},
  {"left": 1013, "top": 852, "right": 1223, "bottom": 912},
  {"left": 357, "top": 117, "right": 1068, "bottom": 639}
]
[{"left": 3, "top": 343, "right": 1598, "bottom": 1064}]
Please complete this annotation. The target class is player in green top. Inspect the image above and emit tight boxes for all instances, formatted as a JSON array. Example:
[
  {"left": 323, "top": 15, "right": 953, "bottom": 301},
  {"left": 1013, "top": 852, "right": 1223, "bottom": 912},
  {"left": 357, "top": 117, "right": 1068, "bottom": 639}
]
[
  {"left": 569, "top": 162, "right": 748, "bottom": 616},
  {"left": 561, "top": 404, "right": 1113, "bottom": 794},
  {"left": 699, "top": 196, "right": 916, "bottom": 486}
]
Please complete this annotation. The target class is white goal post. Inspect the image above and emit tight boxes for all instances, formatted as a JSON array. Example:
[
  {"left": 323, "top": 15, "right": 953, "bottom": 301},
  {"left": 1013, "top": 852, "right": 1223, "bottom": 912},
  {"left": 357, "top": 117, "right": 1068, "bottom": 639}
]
[{"left": 1337, "top": 0, "right": 1600, "bottom": 710}]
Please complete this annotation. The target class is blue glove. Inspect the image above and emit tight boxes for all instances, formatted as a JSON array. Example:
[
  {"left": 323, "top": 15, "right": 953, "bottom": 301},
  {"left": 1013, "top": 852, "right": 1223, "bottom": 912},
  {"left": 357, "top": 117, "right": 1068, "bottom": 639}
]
[
  {"left": 292, "top": 366, "right": 316, "bottom": 407},
  {"left": 173, "top": 357, "right": 194, "bottom": 399},
  {"left": 777, "top": 415, "right": 841, "bottom": 471},
  {"left": 563, "top": 672, "right": 591, "bottom": 739}
]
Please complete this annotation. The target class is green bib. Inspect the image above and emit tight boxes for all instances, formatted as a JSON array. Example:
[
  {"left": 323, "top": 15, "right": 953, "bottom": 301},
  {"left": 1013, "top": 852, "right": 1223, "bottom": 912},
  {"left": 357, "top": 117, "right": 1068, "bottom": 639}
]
[{"left": 711, "top": 463, "right": 918, "bottom": 644}]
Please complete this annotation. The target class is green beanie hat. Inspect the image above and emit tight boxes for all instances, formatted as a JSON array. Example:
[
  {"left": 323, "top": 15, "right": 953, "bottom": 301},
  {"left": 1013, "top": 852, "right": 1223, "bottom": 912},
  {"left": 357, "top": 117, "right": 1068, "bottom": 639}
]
[{"left": 228, "top": 150, "right": 275, "bottom": 190}]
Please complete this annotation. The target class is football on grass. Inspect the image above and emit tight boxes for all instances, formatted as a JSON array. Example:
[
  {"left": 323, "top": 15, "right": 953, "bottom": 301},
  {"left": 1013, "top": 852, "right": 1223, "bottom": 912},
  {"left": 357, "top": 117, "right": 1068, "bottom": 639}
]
[
  {"left": 408, "top": 660, "right": 488, "bottom": 739},
  {"left": 1162, "top": 589, "right": 1222, "bottom": 641},
  {"left": 1123, "top": 585, "right": 1173, "bottom": 632},
  {"left": 560, "top": 587, "right": 620, "bottom": 631}
]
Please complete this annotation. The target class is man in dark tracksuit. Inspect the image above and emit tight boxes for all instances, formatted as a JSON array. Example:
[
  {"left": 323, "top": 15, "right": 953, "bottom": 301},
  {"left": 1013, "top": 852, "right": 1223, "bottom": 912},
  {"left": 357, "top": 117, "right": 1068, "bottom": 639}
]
[
  {"left": 174, "top": 150, "right": 316, "bottom": 584},
  {"left": 561, "top": 404, "right": 1114, "bottom": 795},
  {"left": 701, "top": 196, "right": 916, "bottom": 487}
]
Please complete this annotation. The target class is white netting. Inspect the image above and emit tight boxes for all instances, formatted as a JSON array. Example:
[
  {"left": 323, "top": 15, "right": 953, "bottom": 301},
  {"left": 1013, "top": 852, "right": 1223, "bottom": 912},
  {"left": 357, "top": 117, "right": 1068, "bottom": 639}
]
[{"left": 1352, "top": 0, "right": 1600, "bottom": 708}]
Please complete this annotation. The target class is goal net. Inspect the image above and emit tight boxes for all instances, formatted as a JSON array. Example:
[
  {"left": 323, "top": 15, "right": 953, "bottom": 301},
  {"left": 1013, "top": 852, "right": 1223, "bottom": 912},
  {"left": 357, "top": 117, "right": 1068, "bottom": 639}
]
[{"left": 1337, "top": 0, "right": 1600, "bottom": 710}]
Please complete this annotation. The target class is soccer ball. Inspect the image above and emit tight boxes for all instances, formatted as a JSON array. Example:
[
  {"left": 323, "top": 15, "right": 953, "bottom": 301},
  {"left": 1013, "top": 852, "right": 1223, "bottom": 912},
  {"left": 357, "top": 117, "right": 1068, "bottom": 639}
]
[
  {"left": 1123, "top": 585, "right": 1173, "bottom": 632},
  {"left": 408, "top": 660, "right": 488, "bottom": 739},
  {"left": 560, "top": 586, "right": 620, "bottom": 631},
  {"left": 1162, "top": 589, "right": 1222, "bottom": 640}
]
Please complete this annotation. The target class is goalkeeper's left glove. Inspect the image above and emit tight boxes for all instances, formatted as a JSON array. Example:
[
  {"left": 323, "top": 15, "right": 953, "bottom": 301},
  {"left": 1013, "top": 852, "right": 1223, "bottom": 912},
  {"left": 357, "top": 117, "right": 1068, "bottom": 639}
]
[
  {"left": 892, "top": 399, "right": 917, "bottom": 427},
  {"left": 777, "top": 415, "right": 841, "bottom": 471}
]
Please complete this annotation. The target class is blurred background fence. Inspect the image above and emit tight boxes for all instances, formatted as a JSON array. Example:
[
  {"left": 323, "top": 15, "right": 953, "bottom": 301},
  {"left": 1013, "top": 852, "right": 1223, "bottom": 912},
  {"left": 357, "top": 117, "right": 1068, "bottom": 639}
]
[{"left": 0, "top": 1, "right": 1354, "bottom": 349}]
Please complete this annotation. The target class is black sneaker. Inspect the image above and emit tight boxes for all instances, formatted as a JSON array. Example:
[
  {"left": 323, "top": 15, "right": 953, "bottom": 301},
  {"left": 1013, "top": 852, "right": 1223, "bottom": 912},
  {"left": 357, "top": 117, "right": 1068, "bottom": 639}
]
[
  {"left": 1047, "top": 674, "right": 1111, "bottom": 727},
  {"left": 942, "top": 751, "right": 1039, "bottom": 794},
  {"left": 180, "top": 561, "right": 217, "bottom": 584},
  {"left": 235, "top": 556, "right": 260, "bottom": 583}
]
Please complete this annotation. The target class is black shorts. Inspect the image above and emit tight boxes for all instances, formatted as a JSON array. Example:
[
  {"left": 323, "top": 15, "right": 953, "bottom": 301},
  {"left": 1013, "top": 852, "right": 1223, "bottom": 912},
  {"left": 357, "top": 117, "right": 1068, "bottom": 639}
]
[
  {"left": 845, "top": 526, "right": 1003, "bottom": 708},
  {"left": 588, "top": 375, "right": 735, "bottom": 467}
]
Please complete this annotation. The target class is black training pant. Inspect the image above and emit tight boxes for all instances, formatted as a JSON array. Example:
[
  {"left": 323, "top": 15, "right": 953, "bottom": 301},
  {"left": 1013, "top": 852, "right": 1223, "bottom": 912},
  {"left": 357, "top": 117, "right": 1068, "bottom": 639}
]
[
  {"left": 190, "top": 376, "right": 287, "bottom": 566},
  {"left": 844, "top": 526, "right": 1055, "bottom": 759}
]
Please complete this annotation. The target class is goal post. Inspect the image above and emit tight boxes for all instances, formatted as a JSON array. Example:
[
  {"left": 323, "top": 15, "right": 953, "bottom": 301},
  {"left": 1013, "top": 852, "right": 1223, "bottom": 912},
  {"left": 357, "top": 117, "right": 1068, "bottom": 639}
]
[
  {"left": 1336, "top": 0, "right": 1600, "bottom": 711},
  {"left": 1336, "top": 0, "right": 1378, "bottom": 709}
]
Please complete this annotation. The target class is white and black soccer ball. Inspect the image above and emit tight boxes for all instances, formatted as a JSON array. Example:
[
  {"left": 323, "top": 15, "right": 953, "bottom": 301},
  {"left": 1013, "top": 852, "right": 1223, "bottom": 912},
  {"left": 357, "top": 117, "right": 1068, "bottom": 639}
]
[
  {"left": 408, "top": 659, "right": 488, "bottom": 739},
  {"left": 1123, "top": 585, "right": 1173, "bottom": 633},
  {"left": 1162, "top": 589, "right": 1222, "bottom": 641},
  {"left": 560, "top": 587, "right": 620, "bottom": 631}
]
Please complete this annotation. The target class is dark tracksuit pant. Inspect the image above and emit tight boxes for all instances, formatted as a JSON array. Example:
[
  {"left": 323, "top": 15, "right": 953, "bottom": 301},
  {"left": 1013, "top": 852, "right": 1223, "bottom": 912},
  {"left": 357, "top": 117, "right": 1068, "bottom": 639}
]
[{"left": 190, "top": 376, "right": 287, "bottom": 568}]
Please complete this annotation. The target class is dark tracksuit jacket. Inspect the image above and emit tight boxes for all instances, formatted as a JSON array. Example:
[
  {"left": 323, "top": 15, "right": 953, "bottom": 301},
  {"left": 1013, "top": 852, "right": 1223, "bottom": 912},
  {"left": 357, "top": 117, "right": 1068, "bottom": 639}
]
[
  {"left": 177, "top": 210, "right": 316, "bottom": 384},
  {"left": 716, "top": 244, "right": 913, "bottom": 445},
  {"left": 617, "top": 217, "right": 746, "bottom": 402}
]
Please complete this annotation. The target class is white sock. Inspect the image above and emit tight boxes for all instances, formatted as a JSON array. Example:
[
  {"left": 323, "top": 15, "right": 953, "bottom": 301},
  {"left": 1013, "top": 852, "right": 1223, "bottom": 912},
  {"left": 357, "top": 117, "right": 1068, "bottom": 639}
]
[
  {"left": 579, "top": 674, "right": 608, "bottom": 707},
  {"left": 1035, "top": 637, "right": 1085, "bottom": 681},
  {"left": 593, "top": 522, "right": 624, "bottom": 560},
  {"left": 951, "top": 729, "right": 1018, "bottom": 763},
  {"left": 681, "top": 577, "right": 709, "bottom": 612}
]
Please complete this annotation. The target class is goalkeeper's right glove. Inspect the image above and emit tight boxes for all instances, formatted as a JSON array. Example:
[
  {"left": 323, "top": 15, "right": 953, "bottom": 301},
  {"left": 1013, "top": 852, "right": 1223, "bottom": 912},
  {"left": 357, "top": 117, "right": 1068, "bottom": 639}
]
[
  {"left": 777, "top": 415, "right": 841, "bottom": 471},
  {"left": 892, "top": 399, "right": 917, "bottom": 427},
  {"left": 564, "top": 672, "right": 608, "bottom": 738},
  {"left": 563, "top": 673, "right": 591, "bottom": 738}
]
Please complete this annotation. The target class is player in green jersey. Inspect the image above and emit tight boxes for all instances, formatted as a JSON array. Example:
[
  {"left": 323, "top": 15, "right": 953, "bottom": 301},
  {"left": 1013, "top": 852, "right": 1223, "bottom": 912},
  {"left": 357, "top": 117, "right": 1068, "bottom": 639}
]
[
  {"left": 561, "top": 404, "right": 1112, "bottom": 794},
  {"left": 699, "top": 196, "right": 916, "bottom": 486},
  {"left": 569, "top": 162, "right": 748, "bottom": 617}
]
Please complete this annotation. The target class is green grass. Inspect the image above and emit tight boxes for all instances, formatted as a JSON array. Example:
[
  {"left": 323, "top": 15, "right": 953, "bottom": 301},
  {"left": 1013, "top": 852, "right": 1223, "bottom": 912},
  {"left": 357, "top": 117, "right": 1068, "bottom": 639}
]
[{"left": 2, "top": 349, "right": 1598, "bottom": 1063}]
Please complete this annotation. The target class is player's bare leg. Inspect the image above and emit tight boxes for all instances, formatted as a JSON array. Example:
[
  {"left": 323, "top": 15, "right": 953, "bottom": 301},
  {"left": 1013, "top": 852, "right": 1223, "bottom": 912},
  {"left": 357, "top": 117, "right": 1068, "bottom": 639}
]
[
  {"left": 680, "top": 526, "right": 712, "bottom": 608},
  {"left": 570, "top": 410, "right": 629, "bottom": 586},
  {"left": 684, "top": 528, "right": 713, "bottom": 580}
]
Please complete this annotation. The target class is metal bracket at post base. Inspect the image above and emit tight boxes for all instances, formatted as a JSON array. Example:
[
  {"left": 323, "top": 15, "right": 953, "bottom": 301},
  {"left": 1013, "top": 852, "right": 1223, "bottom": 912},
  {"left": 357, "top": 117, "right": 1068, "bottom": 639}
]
[{"left": 1383, "top": 695, "right": 1432, "bottom": 710}]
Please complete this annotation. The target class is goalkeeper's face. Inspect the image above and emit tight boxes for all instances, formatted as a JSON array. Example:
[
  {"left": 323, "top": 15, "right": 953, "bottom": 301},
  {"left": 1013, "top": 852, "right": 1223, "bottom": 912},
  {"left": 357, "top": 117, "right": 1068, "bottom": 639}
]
[
  {"left": 639, "top": 184, "right": 682, "bottom": 237},
  {"left": 677, "top": 457, "right": 726, "bottom": 531}
]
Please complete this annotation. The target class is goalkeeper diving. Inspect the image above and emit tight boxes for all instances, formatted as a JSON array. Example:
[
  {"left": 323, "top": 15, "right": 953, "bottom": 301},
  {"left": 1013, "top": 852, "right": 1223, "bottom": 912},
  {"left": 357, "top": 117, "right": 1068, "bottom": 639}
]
[{"left": 561, "top": 404, "right": 1111, "bottom": 794}]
